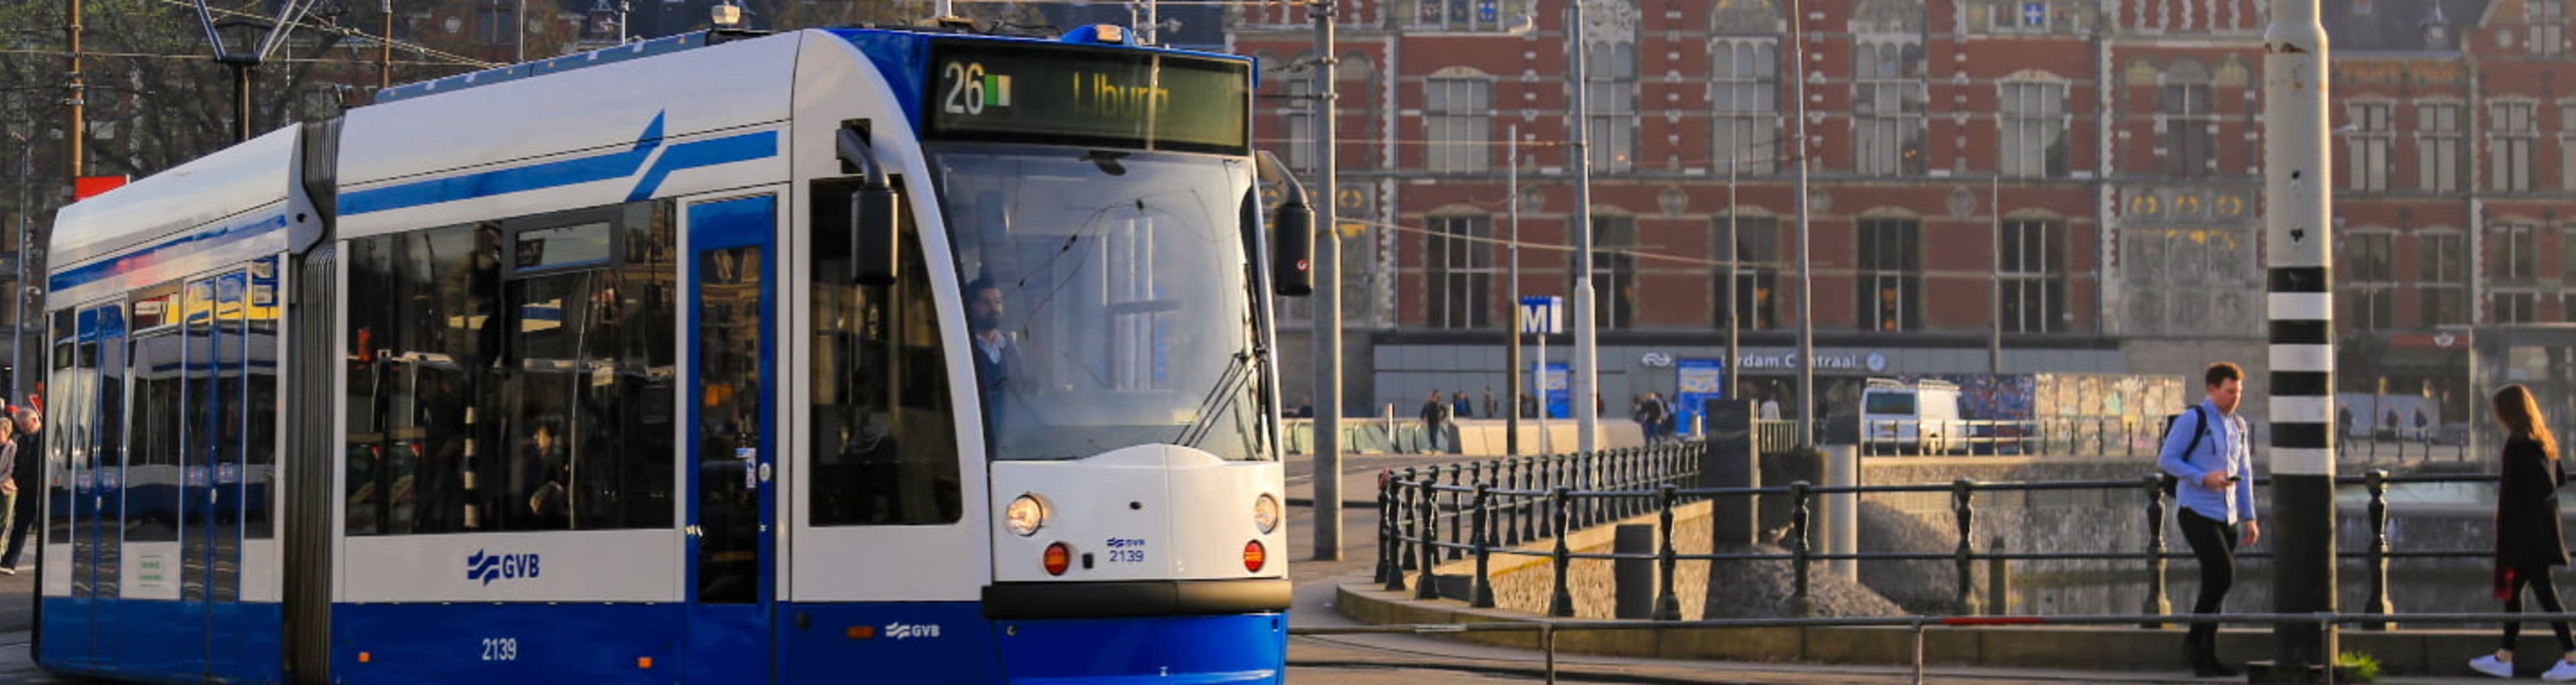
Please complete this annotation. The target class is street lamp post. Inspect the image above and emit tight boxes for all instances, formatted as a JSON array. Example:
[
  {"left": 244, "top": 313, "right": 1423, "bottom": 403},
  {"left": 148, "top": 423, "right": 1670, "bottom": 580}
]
[
  {"left": 1307, "top": 0, "right": 1344, "bottom": 562},
  {"left": 1568, "top": 0, "right": 1598, "bottom": 453},
  {"left": 1791, "top": 0, "right": 1816, "bottom": 445}
]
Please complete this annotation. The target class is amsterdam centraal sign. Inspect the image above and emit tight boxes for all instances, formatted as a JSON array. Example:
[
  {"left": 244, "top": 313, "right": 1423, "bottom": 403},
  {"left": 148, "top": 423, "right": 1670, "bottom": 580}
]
[{"left": 1729, "top": 351, "right": 1891, "bottom": 374}]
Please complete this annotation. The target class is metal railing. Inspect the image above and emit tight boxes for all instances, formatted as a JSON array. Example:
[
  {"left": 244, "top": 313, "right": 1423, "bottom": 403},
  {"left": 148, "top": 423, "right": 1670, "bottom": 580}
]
[
  {"left": 1378, "top": 464, "right": 2490, "bottom": 623},
  {"left": 1291, "top": 610, "right": 2576, "bottom": 685},
  {"left": 1819, "top": 416, "right": 2481, "bottom": 462}
]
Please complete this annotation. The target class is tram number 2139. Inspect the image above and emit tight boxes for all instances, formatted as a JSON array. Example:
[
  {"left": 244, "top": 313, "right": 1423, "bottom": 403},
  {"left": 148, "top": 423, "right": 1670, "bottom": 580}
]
[{"left": 480, "top": 637, "right": 520, "bottom": 662}]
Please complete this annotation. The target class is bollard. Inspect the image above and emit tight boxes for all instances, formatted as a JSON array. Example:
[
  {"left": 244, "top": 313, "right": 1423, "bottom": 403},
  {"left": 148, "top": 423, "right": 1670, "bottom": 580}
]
[
  {"left": 1986, "top": 534, "right": 2010, "bottom": 616},
  {"left": 1416, "top": 475, "right": 1441, "bottom": 600},
  {"left": 1472, "top": 484, "right": 1497, "bottom": 609},
  {"left": 1952, "top": 478, "right": 1981, "bottom": 615},
  {"left": 1613, "top": 524, "right": 1654, "bottom": 619},
  {"left": 1446, "top": 464, "right": 1465, "bottom": 561},
  {"left": 1550, "top": 487, "right": 1575, "bottom": 617},
  {"left": 2362, "top": 468, "right": 2393, "bottom": 631},
  {"left": 1376, "top": 470, "right": 1399, "bottom": 587},
  {"left": 2141, "top": 474, "right": 2171, "bottom": 627},
  {"left": 1513, "top": 458, "right": 1533, "bottom": 545},
  {"left": 1788, "top": 480, "right": 1814, "bottom": 618},
  {"left": 1654, "top": 484, "right": 1682, "bottom": 621}
]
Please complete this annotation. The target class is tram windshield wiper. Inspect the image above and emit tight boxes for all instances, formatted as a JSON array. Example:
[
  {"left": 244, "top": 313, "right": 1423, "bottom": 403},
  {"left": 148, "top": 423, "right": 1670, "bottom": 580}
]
[{"left": 1175, "top": 345, "right": 1260, "bottom": 450}]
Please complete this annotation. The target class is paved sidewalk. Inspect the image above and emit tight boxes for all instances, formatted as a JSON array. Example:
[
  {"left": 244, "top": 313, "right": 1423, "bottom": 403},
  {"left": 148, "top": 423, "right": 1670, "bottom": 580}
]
[{"left": 1292, "top": 572, "right": 2527, "bottom": 685}]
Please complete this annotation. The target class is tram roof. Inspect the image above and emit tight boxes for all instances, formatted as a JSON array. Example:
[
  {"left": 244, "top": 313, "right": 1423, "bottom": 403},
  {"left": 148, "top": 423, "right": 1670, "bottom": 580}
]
[{"left": 48, "top": 125, "right": 299, "bottom": 272}]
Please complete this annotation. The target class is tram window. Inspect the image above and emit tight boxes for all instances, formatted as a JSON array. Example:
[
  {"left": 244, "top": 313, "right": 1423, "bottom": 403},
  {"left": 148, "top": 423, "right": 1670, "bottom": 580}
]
[
  {"left": 128, "top": 311, "right": 182, "bottom": 544},
  {"left": 810, "top": 176, "right": 963, "bottom": 527},
  {"left": 246, "top": 259, "right": 278, "bottom": 539},
  {"left": 44, "top": 309, "right": 72, "bottom": 549},
  {"left": 345, "top": 201, "right": 675, "bottom": 536}
]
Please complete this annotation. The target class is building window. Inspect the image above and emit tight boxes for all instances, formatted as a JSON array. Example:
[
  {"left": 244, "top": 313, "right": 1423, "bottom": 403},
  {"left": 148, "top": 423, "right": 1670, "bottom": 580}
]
[
  {"left": 479, "top": 7, "right": 513, "bottom": 46},
  {"left": 2559, "top": 106, "right": 2576, "bottom": 191},
  {"left": 2530, "top": 0, "right": 2567, "bottom": 56},
  {"left": 2499, "top": 291, "right": 2541, "bottom": 323},
  {"left": 1572, "top": 215, "right": 1637, "bottom": 329},
  {"left": 1283, "top": 78, "right": 1315, "bottom": 172},
  {"left": 2420, "top": 232, "right": 2467, "bottom": 327},
  {"left": 1990, "top": 0, "right": 2053, "bottom": 31},
  {"left": 2491, "top": 101, "right": 2537, "bottom": 193},
  {"left": 1426, "top": 215, "right": 1494, "bottom": 329},
  {"left": 1998, "top": 218, "right": 2065, "bottom": 333},
  {"left": 1856, "top": 218, "right": 1922, "bottom": 331},
  {"left": 1711, "top": 38, "right": 1780, "bottom": 174},
  {"left": 1584, "top": 42, "right": 1638, "bottom": 172},
  {"left": 2347, "top": 102, "right": 2392, "bottom": 192},
  {"left": 2000, "top": 81, "right": 2068, "bottom": 177},
  {"left": 2345, "top": 233, "right": 2396, "bottom": 330},
  {"left": 1713, "top": 215, "right": 1780, "bottom": 330},
  {"left": 1425, "top": 76, "right": 1492, "bottom": 173},
  {"left": 2418, "top": 102, "right": 2463, "bottom": 193},
  {"left": 2493, "top": 222, "right": 2539, "bottom": 282},
  {"left": 1854, "top": 40, "right": 1925, "bottom": 176},
  {"left": 1412, "top": 0, "right": 1523, "bottom": 32},
  {"left": 2159, "top": 73, "right": 2216, "bottom": 178}
]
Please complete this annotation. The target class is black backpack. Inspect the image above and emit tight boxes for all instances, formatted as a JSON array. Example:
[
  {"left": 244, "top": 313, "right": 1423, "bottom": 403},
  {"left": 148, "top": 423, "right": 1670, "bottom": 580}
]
[{"left": 2157, "top": 405, "right": 2211, "bottom": 498}]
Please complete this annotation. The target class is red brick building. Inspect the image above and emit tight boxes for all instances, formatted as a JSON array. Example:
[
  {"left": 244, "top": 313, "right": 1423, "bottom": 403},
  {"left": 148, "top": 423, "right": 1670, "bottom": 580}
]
[{"left": 1236, "top": 0, "right": 2296, "bottom": 415}]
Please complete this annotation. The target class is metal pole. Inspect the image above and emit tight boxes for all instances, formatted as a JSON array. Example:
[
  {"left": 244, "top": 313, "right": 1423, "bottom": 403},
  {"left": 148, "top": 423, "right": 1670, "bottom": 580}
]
[
  {"left": 514, "top": 0, "right": 525, "bottom": 62},
  {"left": 379, "top": 0, "right": 392, "bottom": 90},
  {"left": 2264, "top": 0, "right": 2337, "bottom": 670},
  {"left": 1726, "top": 159, "right": 1740, "bottom": 401},
  {"left": 1568, "top": 0, "right": 1599, "bottom": 453},
  {"left": 231, "top": 62, "right": 253, "bottom": 143},
  {"left": 1790, "top": 0, "right": 1815, "bottom": 445},
  {"left": 1309, "top": 0, "right": 1345, "bottom": 562},
  {"left": 1507, "top": 125, "right": 1522, "bottom": 456},
  {"left": 1990, "top": 173, "right": 2003, "bottom": 373}
]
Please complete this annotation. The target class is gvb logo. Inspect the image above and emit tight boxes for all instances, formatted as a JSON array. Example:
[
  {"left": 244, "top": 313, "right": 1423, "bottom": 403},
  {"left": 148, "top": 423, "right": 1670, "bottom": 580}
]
[
  {"left": 465, "top": 549, "right": 542, "bottom": 586},
  {"left": 885, "top": 623, "right": 943, "bottom": 640}
]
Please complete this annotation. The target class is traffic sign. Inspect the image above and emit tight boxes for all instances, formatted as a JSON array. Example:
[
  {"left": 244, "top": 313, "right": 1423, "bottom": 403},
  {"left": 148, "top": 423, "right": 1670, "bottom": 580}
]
[{"left": 1519, "top": 296, "right": 1564, "bottom": 334}]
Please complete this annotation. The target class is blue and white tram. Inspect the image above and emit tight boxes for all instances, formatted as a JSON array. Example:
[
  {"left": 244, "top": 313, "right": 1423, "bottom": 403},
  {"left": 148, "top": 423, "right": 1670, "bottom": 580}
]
[{"left": 36, "top": 23, "right": 1314, "bottom": 684}]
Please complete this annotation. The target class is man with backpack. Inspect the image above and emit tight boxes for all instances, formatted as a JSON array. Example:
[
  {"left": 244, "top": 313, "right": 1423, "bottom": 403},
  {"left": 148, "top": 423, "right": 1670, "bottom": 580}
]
[{"left": 2157, "top": 362, "right": 2261, "bottom": 678}]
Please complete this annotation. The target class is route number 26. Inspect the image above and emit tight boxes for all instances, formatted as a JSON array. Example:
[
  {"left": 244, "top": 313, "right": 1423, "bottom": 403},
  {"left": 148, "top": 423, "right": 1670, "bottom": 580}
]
[{"left": 943, "top": 62, "right": 987, "bottom": 116}]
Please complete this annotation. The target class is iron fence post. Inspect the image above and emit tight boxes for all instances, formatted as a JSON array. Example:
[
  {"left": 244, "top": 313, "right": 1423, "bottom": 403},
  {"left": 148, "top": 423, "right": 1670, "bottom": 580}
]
[
  {"left": 1654, "top": 483, "right": 1682, "bottom": 620},
  {"left": 1399, "top": 467, "right": 1421, "bottom": 572},
  {"left": 2142, "top": 473, "right": 2171, "bottom": 627},
  {"left": 1953, "top": 478, "right": 1981, "bottom": 615},
  {"left": 1550, "top": 486, "right": 1576, "bottom": 617},
  {"left": 1447, "top": 464, "right": 1466, "bottom": 560},
  {"left": 1472, "top": 484, "right": 1497, "bottom": 608},
  {"left": 2363, "top": 468, "right": 2392, "bottom": 631},
  {"left": 1417, "top": 473, "right": 1442, "bottom": 600},
  {"left": 1789, "top": 480, "right": 1813, "bottom": 617},
  {"left": 1376, "top": 469, "right": 1399, "bottom": 587}
]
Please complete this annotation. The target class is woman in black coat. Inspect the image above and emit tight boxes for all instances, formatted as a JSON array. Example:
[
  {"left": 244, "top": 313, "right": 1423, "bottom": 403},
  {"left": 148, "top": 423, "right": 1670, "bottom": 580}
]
[{"left": 2471, "top": 384, "right": 2576, "bottom": 681}]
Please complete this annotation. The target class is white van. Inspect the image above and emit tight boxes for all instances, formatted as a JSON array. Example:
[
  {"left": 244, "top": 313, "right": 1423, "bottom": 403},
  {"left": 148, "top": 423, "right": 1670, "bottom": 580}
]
[{"left": 1860, "top": 378, "right": 1965, "bottom": 454}]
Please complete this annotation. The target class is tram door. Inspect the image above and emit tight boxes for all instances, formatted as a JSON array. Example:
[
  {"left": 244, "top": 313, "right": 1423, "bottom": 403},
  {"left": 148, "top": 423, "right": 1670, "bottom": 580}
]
[{"left": 684, "top": 194, "right": 777, "bottom": 682}]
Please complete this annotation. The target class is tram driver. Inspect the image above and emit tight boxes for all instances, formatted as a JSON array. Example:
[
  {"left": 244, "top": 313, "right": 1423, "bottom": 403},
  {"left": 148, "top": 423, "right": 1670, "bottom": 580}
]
[{"left": 966, "top": 275, "right": 1024, "bottom": 445}]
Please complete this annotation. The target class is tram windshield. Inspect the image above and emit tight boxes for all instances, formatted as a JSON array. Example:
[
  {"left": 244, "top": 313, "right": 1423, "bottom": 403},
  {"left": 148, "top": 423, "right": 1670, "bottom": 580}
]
[{"left": 930, "top": 144, "right": 1268, "bottom": 462}]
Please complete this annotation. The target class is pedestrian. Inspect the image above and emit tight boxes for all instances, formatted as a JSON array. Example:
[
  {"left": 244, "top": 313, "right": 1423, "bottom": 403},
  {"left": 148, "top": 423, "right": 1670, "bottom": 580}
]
[
  {"left": 2469, "top": 384, "right": 2576, "bottom": 681},
  {"left": 1, "top": 403, "right": 40, "bottom": 573},
  {"left": 1483, "top": 386, "right": 1498, "bottom": 420},
  {"left": 1452, "top": 392, "right": 1473, "bottom": 420},
  {"left": 1759, "top": 391, "right": 1782, "bottom": 421},
  {"left": 1419, "top": 391, "right": 1450, "bottom": 453},
  {"left": 2156, "top": 362, "right": 2259, "bottom": 678}
]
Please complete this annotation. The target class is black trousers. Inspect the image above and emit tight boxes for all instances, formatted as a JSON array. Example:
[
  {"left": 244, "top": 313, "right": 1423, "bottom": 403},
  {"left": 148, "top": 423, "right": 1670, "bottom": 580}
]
[
  {"left": 2504, "top": 562, "right": 2576, "bottom": 652},
  {"left": 2178, "top": 508, "right": 2239, "bottom": 646}
]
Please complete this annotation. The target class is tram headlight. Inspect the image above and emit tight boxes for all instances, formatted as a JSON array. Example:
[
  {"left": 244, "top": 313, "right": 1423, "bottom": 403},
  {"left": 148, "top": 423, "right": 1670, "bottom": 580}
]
[
  {"left": 1006, "top": 494, "right": 1046, "bottom": 537},
  {"left": 1252, "top": 494, "right": 1280, "bottom": 534}
]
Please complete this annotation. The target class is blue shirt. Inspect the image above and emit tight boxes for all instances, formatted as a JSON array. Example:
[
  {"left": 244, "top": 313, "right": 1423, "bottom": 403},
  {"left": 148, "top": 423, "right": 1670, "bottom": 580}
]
[{"left": 2157, "top": 399, "right": 2257, "bottom": 525}]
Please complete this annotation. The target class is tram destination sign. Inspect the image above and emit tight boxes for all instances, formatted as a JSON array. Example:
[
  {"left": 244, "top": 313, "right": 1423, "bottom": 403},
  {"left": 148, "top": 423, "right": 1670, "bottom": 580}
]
[{"left": 924, "top": 41, "right": 1250, "bottom": 155}]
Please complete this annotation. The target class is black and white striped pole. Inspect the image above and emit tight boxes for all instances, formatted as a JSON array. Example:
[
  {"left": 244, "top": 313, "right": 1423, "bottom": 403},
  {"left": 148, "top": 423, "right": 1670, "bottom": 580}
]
[{"left": 2263, "top": 0, "right": 2337, "bottom": 672}]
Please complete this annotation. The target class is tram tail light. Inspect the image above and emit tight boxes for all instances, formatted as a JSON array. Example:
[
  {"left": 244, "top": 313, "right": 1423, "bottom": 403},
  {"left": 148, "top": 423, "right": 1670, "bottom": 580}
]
[
  {"left": 1243, "top": 539, "right": 1267, "bottom": 572},
  {"left": 1043, "top": 542, "right": 1072, "bottom": 576}
]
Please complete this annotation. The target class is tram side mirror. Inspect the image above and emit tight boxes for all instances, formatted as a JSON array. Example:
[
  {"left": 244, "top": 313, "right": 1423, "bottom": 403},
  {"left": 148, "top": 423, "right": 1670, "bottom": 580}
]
[
  {"left": 850, "top": 182, "right": 900, "bottom": 286},
  {"left": 1255, "top": 151, "right": 1313, "bottom": 298},
  {"left": 837, "top": 123, "right": 901, "bottom": 286}
]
